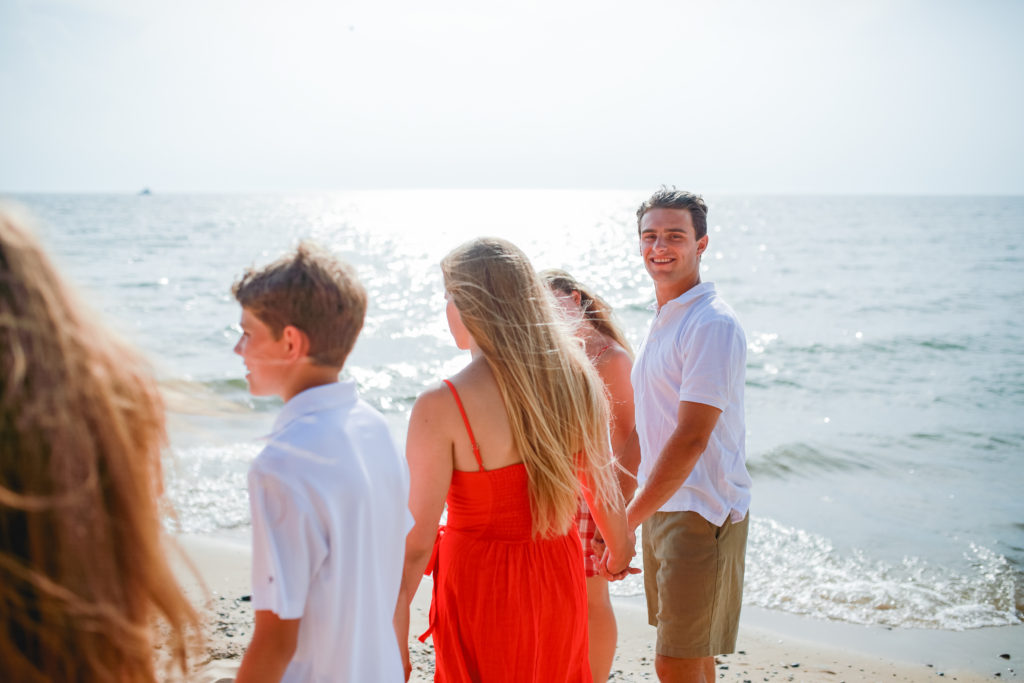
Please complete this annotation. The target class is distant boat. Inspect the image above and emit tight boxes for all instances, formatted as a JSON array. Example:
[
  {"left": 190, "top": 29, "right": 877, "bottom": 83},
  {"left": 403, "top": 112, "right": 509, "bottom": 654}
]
[{"left": 139, "top": 187, "right": 152, "bottom": 195}]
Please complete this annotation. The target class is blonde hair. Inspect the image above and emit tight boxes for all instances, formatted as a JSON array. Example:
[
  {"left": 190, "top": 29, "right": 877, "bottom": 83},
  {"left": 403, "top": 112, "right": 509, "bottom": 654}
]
[
  {"left": 0, "top": 205, "right": 200, "bottom": 682},
  {"left": 539, "top": 268, "right": 634, "bottom": 359},
  {"left": 441, "top": 238, "right": 622, "bottom": 538}
]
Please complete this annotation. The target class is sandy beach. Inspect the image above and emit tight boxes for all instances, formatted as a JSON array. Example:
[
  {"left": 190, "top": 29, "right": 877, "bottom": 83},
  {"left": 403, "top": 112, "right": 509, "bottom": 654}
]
[{"left": 171, "top": 534, "right": 1020, "bottom": 682}]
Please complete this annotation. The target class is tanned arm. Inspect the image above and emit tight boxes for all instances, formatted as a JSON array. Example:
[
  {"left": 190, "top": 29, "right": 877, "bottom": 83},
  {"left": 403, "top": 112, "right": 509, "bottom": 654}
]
[
  {"left": 581, "top": 469, "right": 637, "bottom": 578},
  {"left": 400, "top": 388, "right": 454, "bottom": 645},
  {"left": 596, "top": 348, "right": 640, "bottom": 503},
  {"left": 402, "top": 389, "right": 454, "bottom": 595},
  {"left": 625, "top": 400, "right": 721, "bottom": 531},
  {"left": 393, "top": 578, "right": 411, "bottom": 680},
  {"left": 616, "top": 428, "right": 641, "bottom": 504},
  {"left": 234, "top": 610, "right": 300, "bottom": 683}
]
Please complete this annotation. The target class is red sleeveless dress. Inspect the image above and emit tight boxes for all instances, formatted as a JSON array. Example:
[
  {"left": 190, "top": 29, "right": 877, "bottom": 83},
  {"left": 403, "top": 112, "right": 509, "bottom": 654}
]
[{"left": 419, "top": 380, "right": 591, "bottom": 682}]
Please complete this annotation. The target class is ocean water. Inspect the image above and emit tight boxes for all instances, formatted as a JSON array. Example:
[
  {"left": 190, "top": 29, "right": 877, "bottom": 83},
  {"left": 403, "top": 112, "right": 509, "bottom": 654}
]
[{"left": 8, "top": 190, "right": 1023, "bottom": 632}]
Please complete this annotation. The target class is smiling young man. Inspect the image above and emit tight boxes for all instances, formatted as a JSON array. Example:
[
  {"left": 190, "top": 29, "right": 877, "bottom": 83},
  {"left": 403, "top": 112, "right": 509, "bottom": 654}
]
[{"left": 626, "top": 188, "right": 751, "bottom": 683}]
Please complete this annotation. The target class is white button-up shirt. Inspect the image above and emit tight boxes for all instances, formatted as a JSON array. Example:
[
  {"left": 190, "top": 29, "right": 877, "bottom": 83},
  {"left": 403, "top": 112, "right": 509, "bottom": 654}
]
[
  {"left": 632, "top": 282, "right": 751, "bottom": 525},
  {"left": 249, "top": 381, "right": 413, "bottom": 683}
]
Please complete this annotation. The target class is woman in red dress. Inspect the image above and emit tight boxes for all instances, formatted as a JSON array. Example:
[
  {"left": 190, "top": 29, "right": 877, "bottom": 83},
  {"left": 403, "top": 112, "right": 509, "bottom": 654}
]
[{"left": 401, "top": 238, "right": 636, "bottom": 682}]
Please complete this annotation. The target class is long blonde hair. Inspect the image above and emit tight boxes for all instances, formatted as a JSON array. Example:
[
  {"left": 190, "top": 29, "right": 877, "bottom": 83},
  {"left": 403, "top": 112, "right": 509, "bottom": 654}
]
[
  {"left": 539, "top": 268, "right": 634, "bottom": 358},
  {"left": 0, "top": 206, "right": 200, "bottom": 682},
  {"left": 441, "top": 238, "right": 622, "bottom": 538}
]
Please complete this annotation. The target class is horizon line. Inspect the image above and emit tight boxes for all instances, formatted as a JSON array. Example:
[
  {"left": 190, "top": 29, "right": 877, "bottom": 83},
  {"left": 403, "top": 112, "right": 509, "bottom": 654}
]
[{"left": 4, "top": 188, "right": 1024, "bottom": 198}]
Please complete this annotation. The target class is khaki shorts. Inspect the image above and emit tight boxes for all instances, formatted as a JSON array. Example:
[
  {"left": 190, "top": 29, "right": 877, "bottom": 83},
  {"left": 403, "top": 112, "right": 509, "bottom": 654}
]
[{"left": 642, "top": 510, "right": 748, "bottom": 659}]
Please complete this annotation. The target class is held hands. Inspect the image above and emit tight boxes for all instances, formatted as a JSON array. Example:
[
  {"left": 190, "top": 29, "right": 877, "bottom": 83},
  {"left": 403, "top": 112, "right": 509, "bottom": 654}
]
[{"left": 594, "top": 528, "right": 641, "bottom": 581}]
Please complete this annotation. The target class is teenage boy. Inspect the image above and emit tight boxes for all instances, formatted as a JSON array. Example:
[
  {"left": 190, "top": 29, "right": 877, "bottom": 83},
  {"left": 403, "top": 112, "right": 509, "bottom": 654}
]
[
  {"left": 625, "top": 188, "right": 751, "bottom": 683},
  {"left": 231, "top": 243, "right": 412, "bottom": 683}
]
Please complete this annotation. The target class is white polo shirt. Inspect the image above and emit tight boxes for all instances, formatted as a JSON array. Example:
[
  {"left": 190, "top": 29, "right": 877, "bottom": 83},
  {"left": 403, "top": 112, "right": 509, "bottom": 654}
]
[
  {"left": 248, "top": 381, "right": 413, "bottom": 683},
  {"left": 632, "top": 282, "right": 751, "bottom": 525}
]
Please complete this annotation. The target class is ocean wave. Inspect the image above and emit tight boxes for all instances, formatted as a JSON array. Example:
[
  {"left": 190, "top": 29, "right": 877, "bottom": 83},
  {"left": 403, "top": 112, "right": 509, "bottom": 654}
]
[
  {"left": 747, "top": 443, "right": 875, "bottom": 479},
  {"left": 611, "top": 517, "right": 1021, "bottom": 630},
  {"left": 745, "top": 518, "right": 1021, "bottom": 630},
  {"left": 753, "top": 332, "right": 1010, "bottom": 359},
  {"left": 160, "top": 377, "right": 282, "bottom": 416},
  {"left": 159, "top": 366, "right": 437, "bottom": 421},
  {"left": 162, "top": 443, "right": 257, "bottom": 534},
  {"left": 165, "top": 445, "right": 1022, "bottom": 630}
]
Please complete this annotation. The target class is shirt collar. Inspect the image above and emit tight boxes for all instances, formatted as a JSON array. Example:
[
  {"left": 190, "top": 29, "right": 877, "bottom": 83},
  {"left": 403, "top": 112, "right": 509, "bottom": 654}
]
[
  {"left": 272, "top": 380, "right": 358, "bottom": 434},
  {"left": 657, "top": 281, "right": 716, "bottom": 315}
]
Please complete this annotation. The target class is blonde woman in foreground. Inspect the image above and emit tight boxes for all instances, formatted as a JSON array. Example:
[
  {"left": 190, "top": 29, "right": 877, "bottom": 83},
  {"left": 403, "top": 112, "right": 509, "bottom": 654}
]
[
  {"left": 0, "top": 206, "right": 200, "bottom": 682},
  {"left": 542, "top": 268, "right": 639, "bottom": 683},
  {"left": 401, "top": 237, "right": 638, "bottom": 682}
]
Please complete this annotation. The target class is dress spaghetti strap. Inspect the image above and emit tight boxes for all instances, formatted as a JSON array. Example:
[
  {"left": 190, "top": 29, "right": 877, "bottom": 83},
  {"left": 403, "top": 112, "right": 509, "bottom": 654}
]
[
  {"left": 593, "top": 343, "right": 612, "bottom": 362},
  {"left": 442, "top": 379, "right": 484, "bottom": 471}
]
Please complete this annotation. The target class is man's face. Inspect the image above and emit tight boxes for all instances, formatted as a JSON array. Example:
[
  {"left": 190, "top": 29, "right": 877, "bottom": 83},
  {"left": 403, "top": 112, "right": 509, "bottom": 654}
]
[
  {"left": 639, "top": 208, "right": 708, "bottom": 291},
  {"left": 233, "top": 307, "right": 289, "bottom": 396}
]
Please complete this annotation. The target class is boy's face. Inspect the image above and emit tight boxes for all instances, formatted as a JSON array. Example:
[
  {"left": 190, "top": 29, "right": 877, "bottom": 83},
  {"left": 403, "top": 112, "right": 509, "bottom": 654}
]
[{"left": 234, "top": 307, "right": 289, "bottom": 397}]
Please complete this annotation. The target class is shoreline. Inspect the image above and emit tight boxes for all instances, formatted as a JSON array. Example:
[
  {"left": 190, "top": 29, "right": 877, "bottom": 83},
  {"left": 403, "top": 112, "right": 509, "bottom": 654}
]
[{"left": 173, "top": 534, "right": 1020, "bottom": 681}]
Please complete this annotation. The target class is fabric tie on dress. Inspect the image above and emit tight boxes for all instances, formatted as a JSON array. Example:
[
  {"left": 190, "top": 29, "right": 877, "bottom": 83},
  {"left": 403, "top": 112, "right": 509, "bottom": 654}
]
[{"left": 419, "top": 525, "right": 445, "bottom": 642}]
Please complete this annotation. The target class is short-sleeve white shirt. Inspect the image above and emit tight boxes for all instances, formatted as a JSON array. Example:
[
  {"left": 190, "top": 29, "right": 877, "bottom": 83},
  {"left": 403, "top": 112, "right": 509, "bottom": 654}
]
[
  {"left": 248, "top": 381, "right": 413, "bottom": 683},
  {"left": 632, "top": 282, "right": 751, "bottom": 525}
]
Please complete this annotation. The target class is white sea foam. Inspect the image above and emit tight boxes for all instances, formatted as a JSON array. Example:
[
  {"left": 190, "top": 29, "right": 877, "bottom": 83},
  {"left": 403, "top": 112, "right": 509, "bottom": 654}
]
[
  {"left": 167, "top": 439, "right": 1019, "bottom": 633},
  {"left": 745, "top": 518, "right": 1020, "bottom": 630},
  {"left": 610, "top": 518, "right": 1020, "bottom": 631},
  {"left": 163, "top": 443, "right": 259, "bottom": 535}
]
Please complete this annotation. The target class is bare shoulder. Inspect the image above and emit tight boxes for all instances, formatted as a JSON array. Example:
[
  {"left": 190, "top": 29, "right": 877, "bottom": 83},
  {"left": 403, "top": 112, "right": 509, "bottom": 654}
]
[
  {"left": 596, "top": 344, "right": 633, "bottom": 379},
  {"left": 596, "top": 344, "right": 634, "bottom": 408},
  {"left": 438, "top": 357, "right": 500, "bottom": 406},
  {"left": 407, "top": 381, "right": 460, "bottom": 462},
  {"left": 410, "top": 381, "right": 458, "bottom": 422}
]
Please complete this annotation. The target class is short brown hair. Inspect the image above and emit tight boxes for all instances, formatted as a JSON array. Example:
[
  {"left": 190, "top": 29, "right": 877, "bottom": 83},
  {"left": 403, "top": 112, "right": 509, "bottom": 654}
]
[
  {"left": 232, "top": 242, "right": 367, "bottom": 368},
  {"left": 636, "top": 186, "right": 709, "bottom": 239}
]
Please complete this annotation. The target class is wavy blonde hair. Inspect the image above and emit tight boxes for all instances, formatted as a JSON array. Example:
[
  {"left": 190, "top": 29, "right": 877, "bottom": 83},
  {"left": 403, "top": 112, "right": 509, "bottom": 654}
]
[
  {"left": 539, "top": 268, "right": 634, "bottom": 359},
  {"left": 441, "top": 238, "right": 622, "bottom": 538},
  {"left": 0, "top": 205, "right": 200, "bottom": 682}
]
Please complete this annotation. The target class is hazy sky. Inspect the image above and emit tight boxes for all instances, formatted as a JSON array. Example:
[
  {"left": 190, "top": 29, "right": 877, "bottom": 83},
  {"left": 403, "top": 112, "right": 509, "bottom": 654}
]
[{"left": 2, "top": 0, "right": 1022, "bottom": 193}]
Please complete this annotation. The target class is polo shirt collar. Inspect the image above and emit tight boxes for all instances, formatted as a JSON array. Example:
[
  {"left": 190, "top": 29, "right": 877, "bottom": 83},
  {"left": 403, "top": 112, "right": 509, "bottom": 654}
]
[
  {"left": 273, "top": 380, "right": 358, "bottom": 433},
  {"left": 657, "top": 281, "right": 716, "bottom": 315}
]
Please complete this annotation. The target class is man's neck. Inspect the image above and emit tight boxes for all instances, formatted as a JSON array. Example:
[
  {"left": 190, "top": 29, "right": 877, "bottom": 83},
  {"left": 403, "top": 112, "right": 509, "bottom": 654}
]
[{"left": 655, "top": 276, "right": 701, "bottom": 309}]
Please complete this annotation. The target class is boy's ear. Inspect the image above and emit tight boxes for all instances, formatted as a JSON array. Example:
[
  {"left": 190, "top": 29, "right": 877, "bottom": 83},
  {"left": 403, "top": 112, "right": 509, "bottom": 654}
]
[{"left": 281, "top": 325, "right": 311, "bottom": 360}]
